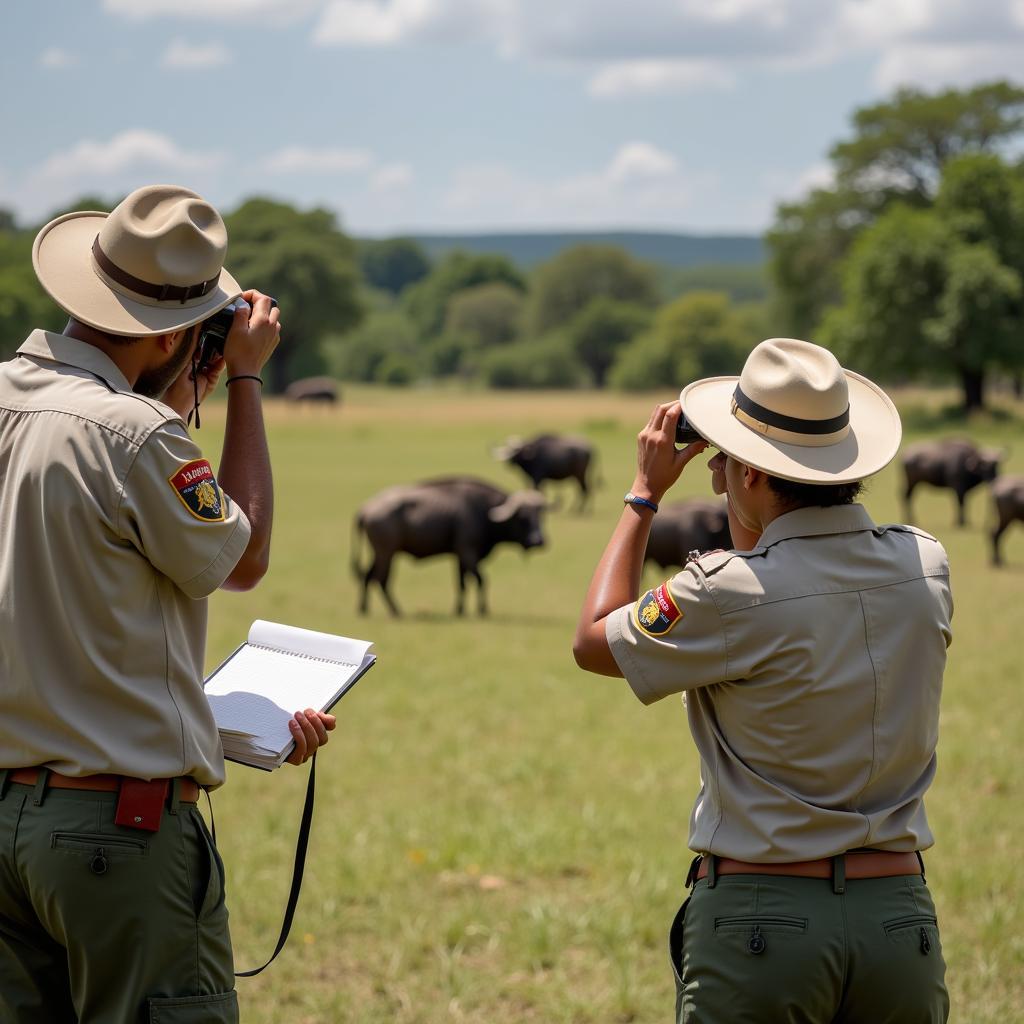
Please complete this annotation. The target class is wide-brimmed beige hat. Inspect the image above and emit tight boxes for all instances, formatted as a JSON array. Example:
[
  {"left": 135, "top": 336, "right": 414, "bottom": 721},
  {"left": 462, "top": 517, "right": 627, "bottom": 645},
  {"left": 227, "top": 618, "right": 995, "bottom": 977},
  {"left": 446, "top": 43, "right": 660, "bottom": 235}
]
[
  {"left": 32, "top": 184, "right": 241, "bottom": 337},
  {"left": 680, "top": 338, "right": 901, "bottom": 484}
]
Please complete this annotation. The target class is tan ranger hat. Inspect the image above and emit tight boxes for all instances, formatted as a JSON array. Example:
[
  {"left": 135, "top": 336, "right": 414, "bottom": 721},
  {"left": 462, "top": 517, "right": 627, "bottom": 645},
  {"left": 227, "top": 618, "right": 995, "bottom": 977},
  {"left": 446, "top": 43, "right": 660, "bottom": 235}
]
[
  {"left": 32, "top": 184, "right": 241, "bottom": 337},
  {"left": 680, "top": 337, "right": 902, "bottom": 484}
]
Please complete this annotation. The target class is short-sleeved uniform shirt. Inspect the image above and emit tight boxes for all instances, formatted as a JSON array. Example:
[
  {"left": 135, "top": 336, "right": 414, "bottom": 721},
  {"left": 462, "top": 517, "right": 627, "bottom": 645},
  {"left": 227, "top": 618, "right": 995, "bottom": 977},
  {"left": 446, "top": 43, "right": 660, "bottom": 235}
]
[
  {"left": 0, "top": 331, "right": 251, "bottom": 787},
  {"left": 607, "top": 504, "right": 952, "bottom": 862}
]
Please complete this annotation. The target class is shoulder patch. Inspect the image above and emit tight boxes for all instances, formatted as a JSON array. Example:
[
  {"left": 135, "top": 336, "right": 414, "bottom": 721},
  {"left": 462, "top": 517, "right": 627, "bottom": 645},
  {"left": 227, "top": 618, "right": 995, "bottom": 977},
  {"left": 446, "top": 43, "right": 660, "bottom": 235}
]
[
  {"left": 168, "top": 460, "right": 225, "bottom": 522},
  {"left": 635, "top": 583, "right": 683, "bottom": 636}
]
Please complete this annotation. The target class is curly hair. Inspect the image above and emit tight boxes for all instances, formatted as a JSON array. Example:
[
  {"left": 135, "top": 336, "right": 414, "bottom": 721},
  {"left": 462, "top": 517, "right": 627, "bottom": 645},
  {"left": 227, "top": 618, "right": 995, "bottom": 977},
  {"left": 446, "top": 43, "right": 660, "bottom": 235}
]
[{"left": 766, "top": 475, "right": 864, "bottom": 508}]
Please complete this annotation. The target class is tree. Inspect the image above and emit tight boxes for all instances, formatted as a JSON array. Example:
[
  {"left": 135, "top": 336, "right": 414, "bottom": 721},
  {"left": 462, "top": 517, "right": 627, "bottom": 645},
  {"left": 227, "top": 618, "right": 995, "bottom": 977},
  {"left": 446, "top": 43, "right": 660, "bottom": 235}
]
[
  {"left": 564, "top": 298, "right": 650, "bottom": 387},
  {"left": 0, "top": 230, "right": 64, "bottom": 359},
  {"left": 321, "top": 310, "right": 423, "bottom": 385},
  {"left": 224, "top": 198, "right": 363, "bottom": 392},
  {"left": 402, "top": 252, "right": 525, "bottom": 339},
  {"left": 767, "top": 81, "right": 1024, "bottom": 339},
  {"left": 357, "top": 238, "right": 430, "bottom": 296},
  {"left": 819, "top": 182, "right": 1024, "bottom": 411},
  {"left": 478, "top": 334, "right": 583, "bottom": 390},
  {"left": 529, "top": 244, "right": 657, "bottom": 336},
  {"left": 609, "top": 291, "right": 751, "bottom": 391},
  {"left": 444, "top": 282, "right": 524, "bottom": 349}
]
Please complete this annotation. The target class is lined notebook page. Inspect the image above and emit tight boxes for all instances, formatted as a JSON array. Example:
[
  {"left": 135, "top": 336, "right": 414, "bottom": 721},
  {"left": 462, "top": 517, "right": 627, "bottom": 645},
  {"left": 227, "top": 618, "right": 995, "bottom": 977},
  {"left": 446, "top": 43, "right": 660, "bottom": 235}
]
[{"left": 204, "top": 620, "right": 375, "bottom": 767}]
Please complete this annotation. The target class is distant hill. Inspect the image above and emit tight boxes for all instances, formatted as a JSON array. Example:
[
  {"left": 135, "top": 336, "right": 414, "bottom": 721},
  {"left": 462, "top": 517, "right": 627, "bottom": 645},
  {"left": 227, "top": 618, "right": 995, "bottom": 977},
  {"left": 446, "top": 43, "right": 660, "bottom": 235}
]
[{"left": 404, "top": 231, "right": 764, "bottom": 269}]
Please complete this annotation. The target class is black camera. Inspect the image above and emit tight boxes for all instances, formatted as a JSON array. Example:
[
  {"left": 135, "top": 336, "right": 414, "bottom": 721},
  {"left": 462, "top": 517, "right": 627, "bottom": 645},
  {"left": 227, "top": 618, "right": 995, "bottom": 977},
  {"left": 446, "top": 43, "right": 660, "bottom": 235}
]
[
  {"left": 195, "top": 296, "right": 277, "bottom": 372},
  {"left": 675, "top": 410, "right": 704, "bottom": 446}
]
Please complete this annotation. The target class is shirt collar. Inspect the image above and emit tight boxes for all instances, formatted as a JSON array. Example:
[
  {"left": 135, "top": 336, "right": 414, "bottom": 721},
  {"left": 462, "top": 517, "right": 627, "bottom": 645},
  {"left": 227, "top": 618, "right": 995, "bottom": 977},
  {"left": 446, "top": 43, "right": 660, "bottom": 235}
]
[
  {"left": 756, "top": 503, "right": 878, "bottom": 548},
  {"left": 17, "top": 330, "right": 134, "bottom": 394}
]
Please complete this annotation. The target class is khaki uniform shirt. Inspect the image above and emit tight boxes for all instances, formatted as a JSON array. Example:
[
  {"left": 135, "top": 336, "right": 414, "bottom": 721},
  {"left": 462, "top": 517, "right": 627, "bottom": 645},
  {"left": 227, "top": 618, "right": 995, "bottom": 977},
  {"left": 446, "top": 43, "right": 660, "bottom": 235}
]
[
  {"left": 0, "top": 331, "right": 251, "bottom": 787},
  {"left": 607, "top": 504, "right": 952, "bottom": 862}
]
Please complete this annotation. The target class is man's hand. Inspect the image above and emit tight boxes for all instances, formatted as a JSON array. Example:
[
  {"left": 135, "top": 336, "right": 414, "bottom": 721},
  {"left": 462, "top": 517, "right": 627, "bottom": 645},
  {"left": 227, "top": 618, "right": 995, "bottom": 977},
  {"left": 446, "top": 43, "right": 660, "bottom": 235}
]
[
  {"left": 285, "top": 709, "right": 336, "bottom": 766},
  {"left": 224, "top": 290, "right": 281, "bottom": 378},
  {"left": 631, "top": 401, "right": 708, "bottom": 504},
  {"left": 161, "top": 343, "right": 225, "bottom": 421}
]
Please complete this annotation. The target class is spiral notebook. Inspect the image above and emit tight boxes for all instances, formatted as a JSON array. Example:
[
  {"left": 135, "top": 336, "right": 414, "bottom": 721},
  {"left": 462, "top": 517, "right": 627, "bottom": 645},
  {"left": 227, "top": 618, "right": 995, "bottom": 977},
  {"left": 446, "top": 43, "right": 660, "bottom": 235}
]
[{"left": 204, "top": 620, "right": 376, "bottom": 770}]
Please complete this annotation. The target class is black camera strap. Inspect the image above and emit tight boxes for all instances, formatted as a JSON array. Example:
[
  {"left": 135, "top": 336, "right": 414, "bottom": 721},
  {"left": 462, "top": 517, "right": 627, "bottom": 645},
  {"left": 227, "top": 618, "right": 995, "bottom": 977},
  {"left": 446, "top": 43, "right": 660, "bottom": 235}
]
[{"left": 235, "top": 753, "right": 319, "bottom": 978}]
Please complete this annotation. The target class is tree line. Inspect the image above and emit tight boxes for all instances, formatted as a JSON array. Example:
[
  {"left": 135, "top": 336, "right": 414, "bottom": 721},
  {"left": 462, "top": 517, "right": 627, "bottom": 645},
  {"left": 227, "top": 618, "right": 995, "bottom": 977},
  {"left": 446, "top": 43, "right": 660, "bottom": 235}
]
[{"left": 3, "top": 79, "right": 1024, "bottom": 407}]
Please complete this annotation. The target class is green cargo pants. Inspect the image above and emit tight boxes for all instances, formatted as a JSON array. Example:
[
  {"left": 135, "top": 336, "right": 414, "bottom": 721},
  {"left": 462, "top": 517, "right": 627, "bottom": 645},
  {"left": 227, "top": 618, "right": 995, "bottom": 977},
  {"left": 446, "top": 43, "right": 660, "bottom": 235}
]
[
  {"left": 669, "top": 863, "right": 950, "bottom": 1023},
  {"left": 0, "top": 774, "right": 238, "bottom": 1024}
]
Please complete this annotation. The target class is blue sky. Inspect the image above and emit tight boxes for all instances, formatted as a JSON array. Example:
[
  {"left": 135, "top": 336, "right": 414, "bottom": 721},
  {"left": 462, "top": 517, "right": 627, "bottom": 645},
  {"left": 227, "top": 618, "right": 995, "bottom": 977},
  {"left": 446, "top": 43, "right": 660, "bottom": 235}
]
[{"left": 3, "top": 0, "right": 1023, "bottom": 236}]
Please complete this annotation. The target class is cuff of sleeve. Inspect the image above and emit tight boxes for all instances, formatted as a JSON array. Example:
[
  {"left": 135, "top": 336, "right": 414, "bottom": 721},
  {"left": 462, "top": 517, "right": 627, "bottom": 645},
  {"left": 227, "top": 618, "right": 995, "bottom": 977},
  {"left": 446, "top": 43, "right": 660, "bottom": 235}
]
[
  {"left": 177, "top": 508, "right": 252, "bottom": 599},
  {"left": 605, "top": 607, "right": 659, "bottom": 706}
]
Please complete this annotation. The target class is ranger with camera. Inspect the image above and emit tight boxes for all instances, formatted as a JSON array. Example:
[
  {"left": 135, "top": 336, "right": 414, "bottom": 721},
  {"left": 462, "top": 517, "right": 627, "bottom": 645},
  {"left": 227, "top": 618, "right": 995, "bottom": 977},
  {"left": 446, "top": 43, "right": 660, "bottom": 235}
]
[
  {"left": 575, "top": 338, "right": 952, "bottom": 1023},
  {"left": 0, "top": 184, "right": 334, "bottom": 1023}
]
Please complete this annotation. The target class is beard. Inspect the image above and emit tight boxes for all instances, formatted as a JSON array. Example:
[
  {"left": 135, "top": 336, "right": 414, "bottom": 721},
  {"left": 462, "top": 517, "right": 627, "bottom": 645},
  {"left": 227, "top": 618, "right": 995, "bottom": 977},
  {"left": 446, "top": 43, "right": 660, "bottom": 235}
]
[{"left": 135, "top": 327, "right": 198, "bottom": 400}]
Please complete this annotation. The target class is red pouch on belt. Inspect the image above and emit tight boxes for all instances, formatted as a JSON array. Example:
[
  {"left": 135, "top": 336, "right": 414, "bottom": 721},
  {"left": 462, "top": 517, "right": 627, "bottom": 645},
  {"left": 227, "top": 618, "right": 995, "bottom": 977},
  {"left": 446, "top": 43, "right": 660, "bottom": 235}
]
[{"left": 114, "top": 778, "right": 169, "bottom": 832}]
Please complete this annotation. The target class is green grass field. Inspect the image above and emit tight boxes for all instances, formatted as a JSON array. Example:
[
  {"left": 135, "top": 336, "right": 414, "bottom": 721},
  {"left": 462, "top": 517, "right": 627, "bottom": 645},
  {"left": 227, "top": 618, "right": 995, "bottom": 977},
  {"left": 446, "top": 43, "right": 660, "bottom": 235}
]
[{"left": 199, "top": 386, "right": 1024, "bottom": 1023}]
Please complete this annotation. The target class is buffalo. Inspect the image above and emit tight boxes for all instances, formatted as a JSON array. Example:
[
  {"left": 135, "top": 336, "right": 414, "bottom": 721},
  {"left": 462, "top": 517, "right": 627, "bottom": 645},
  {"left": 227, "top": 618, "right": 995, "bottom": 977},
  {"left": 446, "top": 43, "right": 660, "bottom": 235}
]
[
  {"left": 645, "top": 499, "right": 731, "bottom": 570},
  {"left": 991, "top": 475, "right": 1024, "bottom": 567},
  {"left": 901, "top": 438, "right": 1003, "bottom": 527},
  {"left": 494, "top": 434, "right": 595, "bottom": 512},
  {"left": 284, "top": 376, "right": 340, "bottom": 404},
  {"left": 352, "top": 476, "right": 547, "bottom": 617}
]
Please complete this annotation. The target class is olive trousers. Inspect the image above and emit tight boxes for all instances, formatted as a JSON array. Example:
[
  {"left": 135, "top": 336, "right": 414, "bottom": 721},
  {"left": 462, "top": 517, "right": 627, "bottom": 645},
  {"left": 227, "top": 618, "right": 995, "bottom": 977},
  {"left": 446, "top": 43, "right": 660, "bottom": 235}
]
[
  {"left": 0, "top": 777, "right": 238, "bottom": 1024},
  {"left": 670, "top": 869, "right": 950, "bottom": 1024}
]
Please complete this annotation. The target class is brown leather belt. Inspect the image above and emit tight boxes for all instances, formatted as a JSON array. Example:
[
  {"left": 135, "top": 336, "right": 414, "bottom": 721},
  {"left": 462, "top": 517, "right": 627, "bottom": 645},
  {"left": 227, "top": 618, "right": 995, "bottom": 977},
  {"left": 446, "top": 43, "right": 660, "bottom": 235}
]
[
  {"left": 7, "top": 768, "right": 200, "bottom": 803},
  {"left": 696, "top": 850, "right": 921, "bottom": 882}
]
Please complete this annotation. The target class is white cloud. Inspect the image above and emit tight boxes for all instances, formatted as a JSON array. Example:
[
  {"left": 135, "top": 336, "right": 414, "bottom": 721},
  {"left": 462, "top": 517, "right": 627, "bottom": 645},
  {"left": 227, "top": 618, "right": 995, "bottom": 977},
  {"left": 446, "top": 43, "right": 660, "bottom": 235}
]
[
  {"left": 873, "top": 43, "right": 1024, "bottom": 92},
  {"left": 371, "top": 162, "right": 414, "bottom": 191},
  {"left": 441, "top": 143, "right": 705, "bottom": 228},
  {"left": 588, "top": 59, "right": 735, "bottom": 98},
  {"left": 38, "top": 130, "right": 221, "bottom": 180},
  {"left": 607, "top": 142, "right": 678, "bottom": 184},
  {"left": 39, "top": 48, "right": 77, "bottom": 70},
  {"left": 263, "top": 145, "right": 375, "bottom": 173},
  {"left": 161, "top": 39, "right": 232, "bottom": 69},
  {"left": 103, "top": 0, "right": 317, "bottom": 19},
  {"left": 312, "top": 0, "right": 496, "bottom": 47},
  {"left": 309, "top": 0, "right": 1024, "bottom": 99},
  {"left": 313, "top": 0, "right": 430, "bottom": 46}
]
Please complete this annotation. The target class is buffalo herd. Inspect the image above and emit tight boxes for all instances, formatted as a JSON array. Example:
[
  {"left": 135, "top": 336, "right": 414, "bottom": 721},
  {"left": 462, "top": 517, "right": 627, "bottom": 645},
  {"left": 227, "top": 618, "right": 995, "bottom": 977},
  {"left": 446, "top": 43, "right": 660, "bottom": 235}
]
[{"left": 350, "top": 430, "right": 1020, "bottom": 616}]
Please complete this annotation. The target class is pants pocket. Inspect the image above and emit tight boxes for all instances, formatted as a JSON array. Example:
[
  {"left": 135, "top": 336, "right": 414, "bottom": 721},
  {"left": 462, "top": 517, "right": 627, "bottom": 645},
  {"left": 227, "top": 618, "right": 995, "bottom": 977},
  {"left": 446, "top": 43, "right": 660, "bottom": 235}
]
[
  {"left": 189, "top": 810, "right": 227, "bottom": 921},
  {"left": 668, "top": 897, "right": 691, "bottom": 1023},
  {"left": 147, "top": 990, "right": 239, "bottom": 1023}
]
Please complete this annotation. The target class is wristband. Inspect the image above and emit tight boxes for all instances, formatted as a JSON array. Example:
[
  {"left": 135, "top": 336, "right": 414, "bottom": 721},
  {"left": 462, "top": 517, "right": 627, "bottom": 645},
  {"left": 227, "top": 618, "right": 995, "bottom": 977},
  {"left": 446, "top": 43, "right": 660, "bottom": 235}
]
[
  {"left": 226, "top": 374, "right": 264, "bottom": 386},
  {"left": 624, "top": 492, "right": 658, "bottom": 513}
]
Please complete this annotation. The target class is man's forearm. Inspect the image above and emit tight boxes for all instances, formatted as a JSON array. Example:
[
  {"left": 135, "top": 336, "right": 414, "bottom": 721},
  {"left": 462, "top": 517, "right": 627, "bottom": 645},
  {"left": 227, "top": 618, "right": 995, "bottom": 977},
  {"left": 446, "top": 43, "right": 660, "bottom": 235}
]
[
  {"left": 579, "top": 504, "right": 654, "bottom": 626},
  {"left": 573, "top": 504, "right": 654, "bottom": 674},
  {"left": 218, "top": 380, "right": 273, "bottom": 572}
]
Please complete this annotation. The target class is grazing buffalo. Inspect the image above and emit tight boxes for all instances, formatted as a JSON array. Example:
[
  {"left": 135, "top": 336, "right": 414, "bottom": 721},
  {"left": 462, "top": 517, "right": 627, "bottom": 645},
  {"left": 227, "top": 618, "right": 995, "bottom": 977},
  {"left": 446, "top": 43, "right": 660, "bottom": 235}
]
[
  {"left": 494, "top": 434, "right": 595, "bottom": 512},
  {"left": 284, "top": 376, "right": 340, "bottom": 404},
  {"left": 352, "top": 476, "right": 547, "bottom": 616},
  {"left": 645, "top": 499, "right": 731, "bottom": 570},
  {"left": 991, "top": 475, "right": 1024, "bottom": 566},
  {"left": 901, "top": 438, "right": 1003, "bottom": 526}
]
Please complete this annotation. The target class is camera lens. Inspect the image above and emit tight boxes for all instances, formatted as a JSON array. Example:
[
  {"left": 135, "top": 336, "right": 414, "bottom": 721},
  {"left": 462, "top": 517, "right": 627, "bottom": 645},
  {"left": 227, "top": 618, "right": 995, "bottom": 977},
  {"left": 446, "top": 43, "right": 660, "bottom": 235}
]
[{"left": 675, "top": 414, "right": 704, "bottom": 445}]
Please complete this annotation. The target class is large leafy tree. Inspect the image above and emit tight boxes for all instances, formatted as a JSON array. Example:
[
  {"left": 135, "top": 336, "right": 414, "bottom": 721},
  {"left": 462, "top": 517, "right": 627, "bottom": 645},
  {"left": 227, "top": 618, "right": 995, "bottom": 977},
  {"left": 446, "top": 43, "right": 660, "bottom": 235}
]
[
  {"left": 356, "top": 237, "right": 430, "bottom": 296},
  {"left": 402, "top": 252, "right": 525, "bottom": 339},
  {"left": 820, "top": 156, "right": 1024, "bottom": 410},
  {"left": 768, "top": 81, "right": 1024, "bottom": 339},
  {"left": 0, "top": 220, "right": 64, "bottom": 358},
  {"left": 564, "top": 298, "right": 650, "bottom": 387},
  {"left": 224, "top": 198, "right": 363, "bottom": 392},
  {"left": 609, "top": 291, "right": 751, "bottom": 391},
  {"left": 528, "top": 244, "right": 657, "bottom": 336}
]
